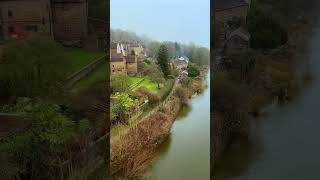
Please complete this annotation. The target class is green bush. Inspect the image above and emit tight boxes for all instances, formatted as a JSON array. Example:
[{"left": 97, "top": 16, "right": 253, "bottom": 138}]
[
  {"left": 247, "top": 4, "right": 288, "bottom": 50},
  {"left": 0, "top": 98, "right": 87, "bottom": 178},
  {"left": 187, "top": 63, "right": 200, "bottom": 77},
  {"left": 159, "top": 79, "right": 174, "bottom": 100},
  {"left": 0, "top": 35, "right": 69, "bottom": 98}
]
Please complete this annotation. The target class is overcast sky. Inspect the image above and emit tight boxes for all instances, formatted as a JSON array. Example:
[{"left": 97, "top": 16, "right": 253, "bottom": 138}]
[{"left": 111, "top": 0, "right": 210, "bottom": 48}]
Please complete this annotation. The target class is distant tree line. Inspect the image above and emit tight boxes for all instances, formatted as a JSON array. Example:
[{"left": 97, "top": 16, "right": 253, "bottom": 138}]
[{"left": 111, "top": 29, "right": 210, "bottom": 67}]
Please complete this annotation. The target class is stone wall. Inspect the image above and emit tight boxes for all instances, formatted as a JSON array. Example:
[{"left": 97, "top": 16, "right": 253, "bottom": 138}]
[
  {"left": 126, "top": 62, "right": 137, "bottom": 75},
  {"left": 216, "top": 6, "right": 249, "bottom": 25},
  {"left": 111, "top": 61, "right": 126, "bottom": 75},
  {"left": 51, "top": 0, "right": 88, "bottom": 42},
  {"left": 225, "top": 35, "right": 249, "bottom": 55},
  {"left": 0, "top": 0, "right": 52, "bottom": 40}
]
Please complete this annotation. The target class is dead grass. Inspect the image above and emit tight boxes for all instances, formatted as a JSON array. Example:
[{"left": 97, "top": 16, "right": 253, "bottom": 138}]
[{"left": 110, "top": 96, "right": 180, "bottom": 178}]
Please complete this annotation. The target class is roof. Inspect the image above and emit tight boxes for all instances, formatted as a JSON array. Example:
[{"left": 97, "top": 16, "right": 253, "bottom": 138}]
[
  {"left": 178, "top": 57, "right": 185, "bottom": 61},
  {"left": 175, "top": 60, "right": 188, "bottom": 66},
  {"left": 110, "top": 51, "right": 124, "bottom": 62},
  {"left": 216, "top": 0, "right": 249, "bottom": 12},
  {"left": 227, "top": 27, "right": 251, "bottom": 41},
  {"left": 130, "top": 44, "right": 141, "bottom": 48}
]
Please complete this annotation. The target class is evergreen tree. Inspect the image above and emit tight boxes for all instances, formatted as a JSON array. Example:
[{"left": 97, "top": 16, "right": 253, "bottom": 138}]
[
  {"left": 174, "top": 42, "right": 181, "bottom": 57},
  {"left": 157, "top": 44, "right": 170, "bottom": 77}
]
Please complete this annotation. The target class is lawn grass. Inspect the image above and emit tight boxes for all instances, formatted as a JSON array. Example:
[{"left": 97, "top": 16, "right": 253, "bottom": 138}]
[
  {"left": 71, "top": 63, "right": 108, "bottom": 93},
  {"left": 64, "top": 48, "right": 105, "bottom": 76},
  {"left": 129, "top": 76, "right": 159, "bottom": 93},
  {"left": 128, "top": 76, "right": 143, "bottom": 85}
]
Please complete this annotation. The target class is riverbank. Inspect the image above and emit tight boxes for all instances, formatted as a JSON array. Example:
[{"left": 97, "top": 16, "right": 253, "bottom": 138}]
[
  {"left": 145, "top": 72, "right": 210, "bottom": 179},
  {"left": 213, "top": 11, "right": 320, "bottom": 179},
  {"left": 110, "top": 70, "right": 208, "bottom": 178},
  {"left": 212, "top": 1, "right": 316, "bottom": 171}
]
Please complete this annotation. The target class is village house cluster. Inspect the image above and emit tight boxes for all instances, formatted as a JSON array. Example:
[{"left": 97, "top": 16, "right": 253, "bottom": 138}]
[
  {"left": 215, "top": 0, "right": 251, "bottom": 55},
  {"left": 171, "top": 56, "right": 189, "bottom": 70},
  {"left": 0, "top": 0, "right": 105, "bottom": 50},
  {"left": 0, "top": 0, "right": 87, "bottom": 43},
  {"left": 110, "top": 42, "right": 147, "bottom": 75}
]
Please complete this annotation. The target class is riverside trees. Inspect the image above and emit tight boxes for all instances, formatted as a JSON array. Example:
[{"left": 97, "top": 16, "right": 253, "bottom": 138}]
[{"left": 157, "top": 44, "right": 170, "bottom": 77}]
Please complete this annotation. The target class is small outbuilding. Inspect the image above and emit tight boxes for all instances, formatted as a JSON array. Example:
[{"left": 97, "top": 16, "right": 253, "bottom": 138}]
[{"left": 225, "top": 27, "right": 250, "bottom": 55}]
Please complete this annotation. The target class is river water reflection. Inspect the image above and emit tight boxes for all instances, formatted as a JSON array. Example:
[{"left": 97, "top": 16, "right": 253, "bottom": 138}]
[{"left": 147, "top": 73, "right": 210, "bottom": 180}]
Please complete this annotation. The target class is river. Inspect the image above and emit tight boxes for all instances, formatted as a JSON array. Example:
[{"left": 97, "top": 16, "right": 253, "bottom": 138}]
[
  {"left": 213, "top": 12, "right": 320, "bottom": 180},
  {"left": 146, "top": 73, "right": 210, "bottom": 180}
]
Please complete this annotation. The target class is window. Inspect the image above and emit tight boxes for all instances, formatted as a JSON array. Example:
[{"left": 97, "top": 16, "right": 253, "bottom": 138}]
[
  {"left": 26, "top": 25, "right": 38, "bottom": 32},
  {"left": 8, "top": 10, "right": 13, "bottom": 18},
  {"left": 8, "top": 26, "right": 14, "bottom": 33}
]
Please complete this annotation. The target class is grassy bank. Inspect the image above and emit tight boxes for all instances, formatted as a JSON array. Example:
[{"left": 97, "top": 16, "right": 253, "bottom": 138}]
[
  {"left": 64, "top": 48, "right": 105, "bottom": 76},
  {"left": 129, "top": 76, "right": 159, "bottom": 93},
  {"left": 71, "top": 63, "right": 108, "bottom": 93}
]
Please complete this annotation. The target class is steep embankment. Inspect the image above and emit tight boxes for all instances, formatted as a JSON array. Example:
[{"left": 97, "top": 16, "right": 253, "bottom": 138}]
[{"left": 110, "top": 96, "right": 180, "bottom": 177}]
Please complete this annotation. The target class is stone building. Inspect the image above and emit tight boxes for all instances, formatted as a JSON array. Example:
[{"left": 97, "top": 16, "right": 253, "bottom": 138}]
[
  {"left": 216, "top": 0, "right": 251, "bottom": 25},
  {"left": 0, "top": 0, "right": 53, "bottom": 41},
  {"left": 125, "top": 55, "right": 137, "bottom": 75},
  {"left": 51, "top": 0, "right": 88, "bottom": 42},
  {"left": 0, "top": 0, "right": 87, "bottom": 43},
  {"left": 110, "top": 43, "right": 126, "bottom": 75},
  {"left": 225, "top": 27, "right": 250, "bottom": 55},
  {"left": 110, "top": 42, "right": 138, "bottom": 75}
]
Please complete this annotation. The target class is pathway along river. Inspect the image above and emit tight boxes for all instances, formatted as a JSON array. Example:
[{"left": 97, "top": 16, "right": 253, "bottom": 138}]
[
  {"left": 146, "top": 73, "right": 210, "bottom": 179},
  {"left": 213, "top": 15, "right": 320, "bottom": 180}
]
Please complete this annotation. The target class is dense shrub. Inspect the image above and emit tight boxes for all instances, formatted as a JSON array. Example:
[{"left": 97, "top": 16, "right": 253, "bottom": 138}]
[
  {"left": 110, "top": 74, "right": 130, "bottom": 94},
  {"left": 158, "top": 79, "right": 174, "bottom": 100},
  {"left": 174, "top": 85, "right": 189, "bottom": 106},
  {"left": 0, "top": 35, "right": 69, "bottom": 98},
  {"left": 247, "top": 2, "right": 288, "bottom": 50},
  {"left": 187, "top": 63, "right": 200, "bottom": 77},
  {"left": 134, "top": 87, "right": 160, "bottom": 107}
]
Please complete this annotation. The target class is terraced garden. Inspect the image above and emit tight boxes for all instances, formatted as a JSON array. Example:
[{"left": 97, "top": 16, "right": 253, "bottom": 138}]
[
  {"left": 64, "top": 48, "right": 105, "bottom": 76},
  {"left": 128, "top": 76, "right": 159, "bottom": 93}
]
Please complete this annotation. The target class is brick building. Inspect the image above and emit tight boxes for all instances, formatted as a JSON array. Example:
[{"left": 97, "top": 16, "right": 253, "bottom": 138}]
[{"left": 0, "top": 0, "right": 87, "bottom": 43}]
